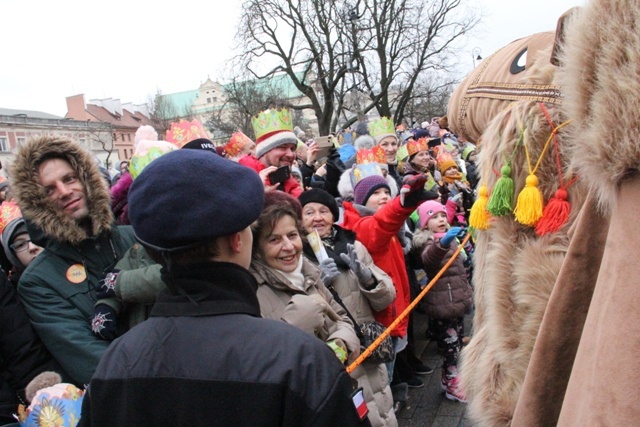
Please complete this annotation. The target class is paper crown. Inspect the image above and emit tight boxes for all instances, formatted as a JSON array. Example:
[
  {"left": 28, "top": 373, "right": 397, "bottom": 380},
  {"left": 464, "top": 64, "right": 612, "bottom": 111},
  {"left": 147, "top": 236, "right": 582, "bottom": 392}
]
[
  {"left": 396, "top": 144, "right": 409, "bottom": 162},
  {"left": 251, "top": 108, "right": 294, "bottom": 144},
  {"left": 0, "top": 201, "right": 22, "bottom": 236},
  {"left": 356, "top": 146, "right": 386, "bottom": 165},
  {"left": 129, "top": 140, "right": 177, "bottom": 180},
  {"left": 17, "top": 383, "right": 84, "bottom": 427},
  {"left": 368, "top": 117, "right": 396, "bottom": 141},
  {"left": 225, "top": 131, "right": 253, "bottom": 158},
  {"left": 165, "top": 120, "right": 209, "bottom": 148},
  {"left": 406, "top": 138, "right": 429, "bottom": 158}
]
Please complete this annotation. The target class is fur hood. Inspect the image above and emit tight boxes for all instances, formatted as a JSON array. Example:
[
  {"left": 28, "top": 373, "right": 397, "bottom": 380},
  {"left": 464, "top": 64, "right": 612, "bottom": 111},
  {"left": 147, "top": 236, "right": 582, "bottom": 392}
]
[
  {"left": 337, "top": 168, "right": 399, "bottom": 200},
  {"left": 10, "top": 136, "right": 113, "bottom": 246},
  {"left": 559, "top": 1, "right": 640, "bottom": 215},
  {"left": 411, "top": 228, "right": 435, "bottom": 251}
]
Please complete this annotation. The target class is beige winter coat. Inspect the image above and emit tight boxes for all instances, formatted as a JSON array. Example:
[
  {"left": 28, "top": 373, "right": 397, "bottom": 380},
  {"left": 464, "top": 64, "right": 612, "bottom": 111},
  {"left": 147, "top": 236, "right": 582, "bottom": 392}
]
[
  {"left": 306, "top": 238, "right": 398, "bottom": 427},
  {"left": 250, "top": 257, "right": 361, "bottom": 364}
]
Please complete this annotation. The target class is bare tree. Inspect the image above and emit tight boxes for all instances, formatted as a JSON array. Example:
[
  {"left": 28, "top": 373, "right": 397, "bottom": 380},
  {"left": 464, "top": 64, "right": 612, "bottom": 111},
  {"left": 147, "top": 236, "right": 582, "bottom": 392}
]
[
  {"left": 350, "top": 0, "right": 478, "bottom": 124},
  {"left": 84, "top": 123, "right": 115, "bottom": 168},
  {"left": 235, "top": 0, "right": 478, "bottom": 132},
  {"left": 236, "top": 0, "right": 355, "bottom": 136},
  {"left": 147, "top": 90, "right": 178, "bottom": 137}
]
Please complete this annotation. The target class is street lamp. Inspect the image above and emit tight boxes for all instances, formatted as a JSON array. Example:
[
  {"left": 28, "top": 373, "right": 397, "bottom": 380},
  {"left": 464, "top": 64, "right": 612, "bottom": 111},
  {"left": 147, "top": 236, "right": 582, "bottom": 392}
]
[{"left": 472, "top": 47, "right": 483, "bottom": 68}]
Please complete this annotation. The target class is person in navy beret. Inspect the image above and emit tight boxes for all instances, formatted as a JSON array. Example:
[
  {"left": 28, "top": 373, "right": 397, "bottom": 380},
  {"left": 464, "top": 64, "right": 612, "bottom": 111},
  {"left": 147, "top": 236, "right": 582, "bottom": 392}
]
[{"left": 80, "top": 150, "right": 370, "bottom": 426}]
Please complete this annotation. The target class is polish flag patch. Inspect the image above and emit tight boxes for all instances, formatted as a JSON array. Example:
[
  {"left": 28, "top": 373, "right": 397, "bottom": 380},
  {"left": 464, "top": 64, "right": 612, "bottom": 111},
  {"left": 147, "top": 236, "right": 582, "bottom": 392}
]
[{"left": 351, "top": 388, "right": 368, "bottom": 421}]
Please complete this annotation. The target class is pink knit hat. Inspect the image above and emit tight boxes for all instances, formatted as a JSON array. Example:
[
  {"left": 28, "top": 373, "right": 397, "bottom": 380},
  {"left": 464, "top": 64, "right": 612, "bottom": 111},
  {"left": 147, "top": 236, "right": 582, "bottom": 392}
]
[{"left": 417, "top": 200, "right": 446, "bottom": 229}]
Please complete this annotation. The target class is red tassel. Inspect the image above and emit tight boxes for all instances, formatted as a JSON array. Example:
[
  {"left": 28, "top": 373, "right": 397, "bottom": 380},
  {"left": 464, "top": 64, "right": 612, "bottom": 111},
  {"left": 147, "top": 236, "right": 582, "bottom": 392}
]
[{"left": 535, "top": 188, "right": 571, "bottom": 236}]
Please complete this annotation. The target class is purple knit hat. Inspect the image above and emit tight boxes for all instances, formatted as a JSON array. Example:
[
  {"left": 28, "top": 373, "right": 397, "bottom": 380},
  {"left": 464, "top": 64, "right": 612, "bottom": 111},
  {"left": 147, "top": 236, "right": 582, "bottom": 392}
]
[{"left": 353, "top": 175, "right": 390, "bottom": 206}]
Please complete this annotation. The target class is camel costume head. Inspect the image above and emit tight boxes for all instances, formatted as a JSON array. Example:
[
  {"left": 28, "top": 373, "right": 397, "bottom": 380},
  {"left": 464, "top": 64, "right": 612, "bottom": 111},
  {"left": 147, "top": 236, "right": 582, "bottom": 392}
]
[{"left": 448, "top": 0, "right": 640, "bottom": 425}]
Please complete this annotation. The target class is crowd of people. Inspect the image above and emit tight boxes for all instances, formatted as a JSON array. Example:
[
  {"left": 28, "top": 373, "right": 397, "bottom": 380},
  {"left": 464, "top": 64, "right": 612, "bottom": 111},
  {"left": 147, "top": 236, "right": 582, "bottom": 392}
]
[{"left": 0, "top": 108, "right": 477, "bottom": 426}]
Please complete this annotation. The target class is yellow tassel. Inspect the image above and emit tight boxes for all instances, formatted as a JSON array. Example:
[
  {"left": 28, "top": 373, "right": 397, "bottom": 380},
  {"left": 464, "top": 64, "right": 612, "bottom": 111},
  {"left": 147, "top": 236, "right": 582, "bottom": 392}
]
[
  {"left": 469, "top": 184, "right": 491, "bottom": 230},
  {"left": 514, "top": 174, "right": 544, "bottom": 226}
]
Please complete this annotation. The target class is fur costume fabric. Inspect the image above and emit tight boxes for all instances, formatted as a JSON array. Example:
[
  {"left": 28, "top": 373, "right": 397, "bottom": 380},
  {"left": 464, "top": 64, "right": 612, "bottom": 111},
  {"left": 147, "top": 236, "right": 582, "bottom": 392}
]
[
  {"left": 512, "top": 0, "right": 640, "bottom": 424},
  {"left": 448, "top": 23, "right": 588, "bottom": 426}
]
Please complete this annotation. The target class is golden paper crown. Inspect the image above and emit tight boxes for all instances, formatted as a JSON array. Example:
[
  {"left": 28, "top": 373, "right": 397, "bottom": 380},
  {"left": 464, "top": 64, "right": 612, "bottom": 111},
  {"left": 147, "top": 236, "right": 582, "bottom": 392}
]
[
  {"left": 225, "top": 131, "right": 253, "bottom": 157},
  {"left": 251, "top": 108, "right": 294, "bottom": 143},
  {"left": 368, "top": 117, "right": 396, "bottom": 139},
  {"left": 356, "top": 146, "right": 386, "bottom": 165},
  {"left": 406, "top": 138, "right": 429, "bottom": 158}
]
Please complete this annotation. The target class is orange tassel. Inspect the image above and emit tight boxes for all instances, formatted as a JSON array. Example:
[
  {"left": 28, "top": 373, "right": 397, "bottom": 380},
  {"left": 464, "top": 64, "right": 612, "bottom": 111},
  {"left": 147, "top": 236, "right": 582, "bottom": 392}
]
[
  {"left": 469, "top": 185, "right": 491, "bottom": 230},
  {"left": 514, "top": 174, "right": 544, "bottom": 226},
  {"left": 535, "top": 188, "right": 570, "bottom": 235}
]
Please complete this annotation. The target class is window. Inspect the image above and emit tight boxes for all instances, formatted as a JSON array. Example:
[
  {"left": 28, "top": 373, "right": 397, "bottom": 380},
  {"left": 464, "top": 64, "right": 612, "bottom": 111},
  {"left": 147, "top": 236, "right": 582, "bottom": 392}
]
[
  {"left": 79, "top": 138, "right": 87, "bottom": 148},
  {"left": 17, "top": 137, "right": 26, "bottom": 147},
  {"left": 0, "top": 137, "right": 8, "bottom": 152},
  {"left": 212, "top": 97, "right": 217, "bottom": 102},
  {"left": 207, "top": 98, "right": 211, "bottom": 103}
]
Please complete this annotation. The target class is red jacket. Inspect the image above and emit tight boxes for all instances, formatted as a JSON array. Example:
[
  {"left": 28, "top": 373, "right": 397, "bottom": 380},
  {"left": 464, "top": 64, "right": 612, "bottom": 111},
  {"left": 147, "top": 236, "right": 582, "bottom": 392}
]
[
  {"left": 341, "top": 198, "right": 414, "bottom": 337},
  {"left": 238, "top": 155, "right": 302, "bottom": 198}
]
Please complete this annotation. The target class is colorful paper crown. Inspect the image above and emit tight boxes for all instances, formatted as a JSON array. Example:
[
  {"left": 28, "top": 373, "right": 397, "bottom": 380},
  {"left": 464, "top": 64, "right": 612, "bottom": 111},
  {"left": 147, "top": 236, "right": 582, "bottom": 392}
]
[
  {"left": 356, "top": 146, "right": 386, "bottom": 165},
  {"left": 368, "top": 117, "right": 396, "bottom": 142},
  {"left": 225, "top": 131, "right": 253, "bottom": 158},
  {"left": 130, "top": 140, "right": 177, "bottom": 180},
  {"left": 406, "top": 138, "right": 429, "bottom": 158},
  {"left": 396, "top": 145, "right": 410, "bottom": 162},
  {"left": 0, "top": 201, "right": 22, "bottom": 236},
  {"left": 251, "top": 108, "right": 294, "bottom": 144}
]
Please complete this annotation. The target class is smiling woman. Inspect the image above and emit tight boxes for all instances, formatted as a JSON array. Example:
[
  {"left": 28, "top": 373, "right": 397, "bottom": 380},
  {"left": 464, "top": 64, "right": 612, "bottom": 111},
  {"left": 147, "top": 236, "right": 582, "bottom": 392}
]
[{"left": 249, "top": 191, "right": 361, "bottom": 368}]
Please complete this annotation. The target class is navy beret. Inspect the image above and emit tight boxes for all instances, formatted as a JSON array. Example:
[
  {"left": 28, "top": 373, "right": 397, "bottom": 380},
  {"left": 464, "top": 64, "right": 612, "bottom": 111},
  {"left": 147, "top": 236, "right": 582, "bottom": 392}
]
[{"left": 128, "top": 149, "right": 264, "bottom": 251}]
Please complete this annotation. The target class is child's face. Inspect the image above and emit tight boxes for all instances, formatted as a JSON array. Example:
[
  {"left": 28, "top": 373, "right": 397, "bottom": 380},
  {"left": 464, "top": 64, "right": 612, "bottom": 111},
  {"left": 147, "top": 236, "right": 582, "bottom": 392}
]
[
  {"left": 365, "top": 187, "right": 391, "bottom": 211},
  {"left": 426, "top": 211, "right": 448, "bottom": 233},
  {"left": 468, "top": 152, "right": 477, "bottom": 163},
  {"left": 444, "top": 166, "right": 459, "bottom": 177}
]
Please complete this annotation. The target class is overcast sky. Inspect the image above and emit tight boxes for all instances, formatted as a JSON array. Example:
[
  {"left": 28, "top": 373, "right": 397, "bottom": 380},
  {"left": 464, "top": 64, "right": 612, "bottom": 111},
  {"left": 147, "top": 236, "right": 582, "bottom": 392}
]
[{"left": 1, "top": 0, "right": 584, "bottom": 117}]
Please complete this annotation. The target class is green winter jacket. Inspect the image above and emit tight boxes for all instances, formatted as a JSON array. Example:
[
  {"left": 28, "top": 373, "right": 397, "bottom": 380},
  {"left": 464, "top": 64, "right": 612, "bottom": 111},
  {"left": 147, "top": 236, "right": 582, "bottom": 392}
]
[{"left": 10, "top": 136, "right": 137, "bottom": 386}]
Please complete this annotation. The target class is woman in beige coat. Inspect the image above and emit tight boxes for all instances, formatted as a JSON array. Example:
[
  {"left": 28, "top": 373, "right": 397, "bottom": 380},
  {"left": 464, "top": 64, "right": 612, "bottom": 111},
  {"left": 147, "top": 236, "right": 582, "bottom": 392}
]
[
  {"left": 299, "top": 189, "right": 398, "bottom": 427},
  {"left": 250, "top": 191, "right": 361, "bottom": 368}
]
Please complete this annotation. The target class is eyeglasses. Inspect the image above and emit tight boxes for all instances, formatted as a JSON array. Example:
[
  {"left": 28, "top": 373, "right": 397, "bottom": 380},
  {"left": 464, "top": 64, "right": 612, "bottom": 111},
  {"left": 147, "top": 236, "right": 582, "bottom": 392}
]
[{"left": 10, "top": 239, "right": 31, "bottom": 253}]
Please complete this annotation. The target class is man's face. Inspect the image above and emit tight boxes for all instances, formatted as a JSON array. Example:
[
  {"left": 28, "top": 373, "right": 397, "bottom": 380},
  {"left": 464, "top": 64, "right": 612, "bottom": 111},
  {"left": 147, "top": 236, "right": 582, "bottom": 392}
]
[
  {"left": 38, "top": 158, "right": 89, "bottom": 220},
  {"left": 260, "top": 144, "right": 296, "bottom": 168}
]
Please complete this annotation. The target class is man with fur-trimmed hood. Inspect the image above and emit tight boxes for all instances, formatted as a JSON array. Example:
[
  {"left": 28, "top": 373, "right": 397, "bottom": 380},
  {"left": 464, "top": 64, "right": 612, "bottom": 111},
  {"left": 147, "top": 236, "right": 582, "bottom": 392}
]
[{"left": 10, "top": 136, "right": 136, "bottom": 386}]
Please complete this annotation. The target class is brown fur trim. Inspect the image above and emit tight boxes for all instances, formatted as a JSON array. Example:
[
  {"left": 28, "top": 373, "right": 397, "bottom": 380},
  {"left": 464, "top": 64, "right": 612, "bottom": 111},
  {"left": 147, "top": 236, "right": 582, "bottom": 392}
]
[
  {"left": 559, "top": 0, "right": 640, "bottom": 214},
  {"left": 10, "top": 136, "right": 113, "bottom": 245}
]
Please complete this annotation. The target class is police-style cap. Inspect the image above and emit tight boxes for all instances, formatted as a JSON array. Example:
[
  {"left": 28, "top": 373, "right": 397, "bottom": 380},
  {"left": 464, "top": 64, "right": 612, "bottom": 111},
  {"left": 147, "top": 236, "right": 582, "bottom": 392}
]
[{"left": 128, "top": 149, "right": 264, "bottom": 252}]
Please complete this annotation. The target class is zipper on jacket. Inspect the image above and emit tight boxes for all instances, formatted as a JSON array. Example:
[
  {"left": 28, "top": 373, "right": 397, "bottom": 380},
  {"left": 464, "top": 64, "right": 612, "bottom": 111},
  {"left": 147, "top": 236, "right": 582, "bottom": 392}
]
[{"left": 447, "top": 283, "right": 453, "bottom": 302}]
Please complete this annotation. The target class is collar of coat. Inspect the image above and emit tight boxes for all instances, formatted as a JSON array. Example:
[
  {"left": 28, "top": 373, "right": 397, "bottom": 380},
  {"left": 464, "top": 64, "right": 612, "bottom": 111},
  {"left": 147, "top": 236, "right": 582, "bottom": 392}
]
[{"left": 151, "top": 262, "right": 261, "bottom": 318}]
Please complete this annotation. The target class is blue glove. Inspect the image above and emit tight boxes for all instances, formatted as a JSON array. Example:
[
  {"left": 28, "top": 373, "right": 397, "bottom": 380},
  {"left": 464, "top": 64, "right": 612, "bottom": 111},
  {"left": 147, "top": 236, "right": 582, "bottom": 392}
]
[
  {"left": 91, "top": 304, "right": 117, "bottom": 341},
  {"left": 96, "top": 269, "right": 120, "bottom": 300},
  {"left": 440, "top": 227, "right": 462, "bottom": 247}
]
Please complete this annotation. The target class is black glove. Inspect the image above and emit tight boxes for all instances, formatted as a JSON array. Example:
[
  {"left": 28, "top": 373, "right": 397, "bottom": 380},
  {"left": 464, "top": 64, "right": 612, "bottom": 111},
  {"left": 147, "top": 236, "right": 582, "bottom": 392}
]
[
  {"left": 91, "top": 304, "right": 117, "bottom": 341},
  {"left": 400, "top": 174, "right": 438, "bottom": 207},
  {"left": 324, "top": 148, "right": 346, "bottom": 197},
  {"left": 96, "top": 269, "right": 120, "bottom": 300}
]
